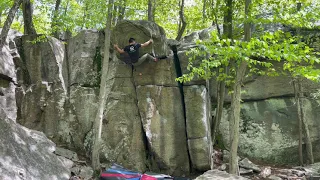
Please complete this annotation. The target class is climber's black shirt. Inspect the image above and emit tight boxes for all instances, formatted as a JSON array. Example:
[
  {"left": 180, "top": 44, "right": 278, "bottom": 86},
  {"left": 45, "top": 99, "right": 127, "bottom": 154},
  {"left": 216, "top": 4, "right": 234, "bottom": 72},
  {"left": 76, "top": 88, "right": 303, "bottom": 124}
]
[{"left": 124, "top": 43, "right": 141, "bottom": 63}]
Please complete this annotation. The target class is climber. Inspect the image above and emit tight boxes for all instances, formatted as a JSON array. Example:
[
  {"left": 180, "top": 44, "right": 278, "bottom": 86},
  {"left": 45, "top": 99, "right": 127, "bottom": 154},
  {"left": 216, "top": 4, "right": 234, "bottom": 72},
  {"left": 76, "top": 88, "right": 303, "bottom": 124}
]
[{"left": 114, "top": 37, "right": 158, "bottom": 66}]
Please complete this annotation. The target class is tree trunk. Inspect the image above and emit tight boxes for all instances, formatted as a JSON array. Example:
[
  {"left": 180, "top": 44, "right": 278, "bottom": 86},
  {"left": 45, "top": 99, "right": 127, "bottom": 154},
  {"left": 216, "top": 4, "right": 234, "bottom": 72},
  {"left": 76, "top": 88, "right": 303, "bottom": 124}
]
[
  {"left": 297, "top": 78, "right": 314, "bottom": 164},
  {"left": 51, "top": 0, "right": 61, "bottom": 38},
  {"left": 0, "top": 0, "right": 23, "bottom": 50},
  {"left": 22, "top": 0, "right": 37, "bottom": 35},
  {"left": 147, "top": 0, "right": 155, "bottom": 22},
  {"left": 211, "top": 0, "right": 230, "bottom": 145},
  {"left": 211, "top": 79, "right": 226, "bottom": 144},
  {"left": 112, "top": 5, "right": 118, "bottom": 26},
  {"left": 222, "top": 0, "right": 232, "bottom": 39},
  {"left": 91, "top": 0, "right": 114, "bottom": 173},
  {"left": 176, "top": 0, "right": 186, "bottom": 41},
  {"left": 82, "top": 3, "right": 88, "bottom": 29},
  {"left": 229, "top": 0, "right": 251, "bottom": 175},
  {"left": 293, "top": 78, "right": 303, "bottom": 165},
  {"left": 118, "top": 0, "right": 126, "bottom": 21},
  {"left": 0, "top": 10, "right": 2, "bottom": 26},
  {"left": 202, "top": 0, "right": 206, "bottom": 22}
]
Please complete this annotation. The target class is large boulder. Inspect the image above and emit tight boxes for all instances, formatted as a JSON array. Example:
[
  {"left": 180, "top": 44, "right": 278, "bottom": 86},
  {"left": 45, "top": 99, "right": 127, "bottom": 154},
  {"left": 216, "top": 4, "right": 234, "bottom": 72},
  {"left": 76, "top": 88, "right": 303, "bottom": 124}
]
[
  {"left": 67, "top": 30, "right": 102, "bottom": 86},
  {"left": 133, "top": 56, "right": 178, "bottom": 86},
  {"left": 136, "top": 85, "right": 190, "bottom": 175},
  {"left": 184, "top": 85, "right": 212, "bottom": 171},
  {"left": 0, "top": 29, "right": 21, "bottom": 121},
  {"left": 219, "top": 97, "right": 320, "bottom": 164},
  {"left": 210, "top": 74, "right": 320, "bottom": 102},
  {"left": 112, "top": 20, "right": 169, "bottom": 58},
  {"left": 0, "top": 117, "right": 72, "bottom": 180},
  {"left": 15, "top": 35, "right": 67, "bottom": 139},
  {"left": 99, "top": 63, "right": 147, "bottom": 172}
]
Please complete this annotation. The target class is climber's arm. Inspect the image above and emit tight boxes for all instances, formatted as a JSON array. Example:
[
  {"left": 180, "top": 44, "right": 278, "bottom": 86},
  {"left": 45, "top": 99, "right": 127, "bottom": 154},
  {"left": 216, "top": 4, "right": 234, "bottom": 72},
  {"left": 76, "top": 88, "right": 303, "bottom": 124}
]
[
  {"left": 114, "top": 44, "right": 125, "bottom": 54},
  {"left": 141, "top": 39, "right": 153, "bottom": 47}
]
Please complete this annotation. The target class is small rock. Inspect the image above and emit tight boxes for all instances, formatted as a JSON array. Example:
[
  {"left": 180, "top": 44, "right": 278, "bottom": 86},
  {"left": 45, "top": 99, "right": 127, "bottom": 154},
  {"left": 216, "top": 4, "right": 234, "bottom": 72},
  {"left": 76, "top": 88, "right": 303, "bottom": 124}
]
[
  {"left": 79, "top": 166, "right": 94, "bottom": 180},
  {"left": 195, "top": 170, "right": 249, "bottom": 180},
  {"left": 260, "top": 166, "right": 272, "bottom": 178},
  {"left": 292, "top": 169, "right": 306, "bottom": 177},
  {"left": 218, "top": 164, "right": 227, "bottom": 171},
  {"left": 276, "top": 174, "right": 288, "bottom": 179},
  {"left": 71, "top": 165, "right": 93, "bottom": 180},
  {"left": 268, "top": 175, "right": 282, "bottom": 180},
  {"left": 54, "top": 147, "right": 79, "bottom": 161},
  {"left": 239, "top": 168, "right": 253, "bottom": 175},
  {"left": 239, "top": 158, "right": 261, "bottom": 173}
]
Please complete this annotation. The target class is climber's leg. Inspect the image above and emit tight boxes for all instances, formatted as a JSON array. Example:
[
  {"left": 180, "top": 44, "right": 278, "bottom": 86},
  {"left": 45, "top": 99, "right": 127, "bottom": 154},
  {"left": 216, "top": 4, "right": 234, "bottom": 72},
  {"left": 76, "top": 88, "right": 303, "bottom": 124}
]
[{"left": 133, "top": 54, "right": 157, "bottom": 66}]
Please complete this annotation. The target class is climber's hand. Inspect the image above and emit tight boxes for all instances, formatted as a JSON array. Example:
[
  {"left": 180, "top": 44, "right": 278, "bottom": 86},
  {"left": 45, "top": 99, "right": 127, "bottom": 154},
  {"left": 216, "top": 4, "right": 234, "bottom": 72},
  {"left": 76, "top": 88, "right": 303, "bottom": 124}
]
[
  {"left": 114, "top": 44, "right": 118, "bottom": 49},
  {"left": 149, "top": 39, "right": 153, "bottom": 44}
]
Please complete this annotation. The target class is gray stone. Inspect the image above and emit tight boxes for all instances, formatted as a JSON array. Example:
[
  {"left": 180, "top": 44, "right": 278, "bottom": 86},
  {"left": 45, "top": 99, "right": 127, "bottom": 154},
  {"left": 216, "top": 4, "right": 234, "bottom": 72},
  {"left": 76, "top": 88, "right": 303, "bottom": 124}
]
[
  {"left": 184, "top": 85, "right": 210, "bottom": 138},
  {"left": 239, "top": 168, "right": 253, "bottom": 175},
  {"left": 65, "top": 86, "right": 98, "bottom": 150},
  {"left": 54, "top": 147, "right": 79, "bottom": 161},
  {"left": 16, "top": 35, "right": 67, "bottom": 140},
  {"left": 181, "top": 26, "right": 216, "bottom": 43},
  {"left": 100, "top": 99, "right": 147, "bottom": 172},
  {"left": 112, "top": 20, "right": 169, "bottom": 59},
  {"left": 0, "top": 117, "right": 71, "bottom": 180},
  {"left": 304, "top": 162, "right": 320, "bottom": 175},
  {"left": 195, "top": 170, "right": 249, "bottom": 180},
  {"left": 0, "top": 82, "right": 16, "bottom": 120},
  {"left": 239, "top": 158, "right": 261, "bottom": 173},
  {"left": 136, "top": 85, "right": 189, "bottom": 175},
  {"left": 0, "top": 29, "right": 22, "bottom": 121},
  {"left": 67, "top": 30, "right": 102, "bottom": 86},
  {"left": 184, "top": 85, "right": 212, "bottom": 171},
  {"left": 0, "top": 29, "right": 21, "bottom": 81},
  {"left": 133, "top": 55, "right": 178, "bottom": 86},
  {"left": 188, "top": 137, "right": 211, "bottom": 171},
  {"left": 268, "top": 175, "right": 282, "bottom": 180},
  {"left": 219, "top": 98, "right": 320, "bottom": 164},
  {"left": 260, "top": 167, "right": 272, "bottom": 178},
  {"left": 79, "top": 167, "right": 93, "bottom": 180},
  {"left": 210, "top": 73, "right": 320, "bottom": 102},
  {"left": 99, "top": 66, "right": 146, "bottom": 172}
]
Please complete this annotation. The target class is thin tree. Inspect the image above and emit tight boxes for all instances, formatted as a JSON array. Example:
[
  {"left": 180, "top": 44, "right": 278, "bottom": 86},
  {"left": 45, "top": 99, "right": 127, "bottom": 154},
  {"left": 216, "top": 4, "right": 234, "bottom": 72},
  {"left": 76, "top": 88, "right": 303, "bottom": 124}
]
[
  {"left": 293, "top": 78, "right": 304, "bottom": 165},
  {"left": 293, "top": 77, "right": 314, "bottom": 164},
  {"left": 202, "top": 0, "right": 206, "bottom": 22},
  {"left": 22, "top": 0, "right": 37, "bottom": 35},
  {"left": 118, "top": 0, "right": 126, "bottom": 21},
  {"left": 91, "top": 0, "right": 114, "bottom": 173},
  {"left": 147, "top": 0, "right": 155, "bottom": 22},
  {"left": 0, "top": 0, "right": 23, "bottom": 50},
  {"left": 176, "top": 0, "right": 186, "bottom": 41},
  {"left": 294, "top": 2, "right": 314, "bottom": 165},
  {"left": 229, "top": 0, "right": 251, "bottom": 175},
  {"left": 51, "top": 0, "right": 61, "bottom": 38},
  {"left": 211, "top": 0, "right": 229, "bottom": 146}
]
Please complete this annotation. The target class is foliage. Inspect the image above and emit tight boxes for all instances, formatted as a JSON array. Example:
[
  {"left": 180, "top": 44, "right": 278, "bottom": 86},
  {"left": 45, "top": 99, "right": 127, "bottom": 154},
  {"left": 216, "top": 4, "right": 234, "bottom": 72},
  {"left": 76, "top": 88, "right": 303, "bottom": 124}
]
[{"left": 177, "top": 1, "right": 320, "bottom": 85}]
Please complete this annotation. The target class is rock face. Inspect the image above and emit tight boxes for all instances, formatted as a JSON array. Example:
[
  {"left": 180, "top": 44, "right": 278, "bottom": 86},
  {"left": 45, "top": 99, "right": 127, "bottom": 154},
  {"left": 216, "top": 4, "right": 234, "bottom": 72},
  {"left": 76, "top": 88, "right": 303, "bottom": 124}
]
[
  {"left": 137, "top": 85, "right": 189, "bottom": 175},
  {"left": 112, "top": 20, "right": 169, "bottom": 58},
  {"left": 0, "top": 29, "right": 21, "bottom": 120},
  {"left": 219, "top": 97, "right": 320, "bottom": 164},
  {"left": 0, "top": 117, "right": 72, "bottom": 180},
  {"left": 3, "top": 19, "right": 320, "bottom": 178},
  {"left": 184, "top": 85, "right": 212, "bottom": 171}
]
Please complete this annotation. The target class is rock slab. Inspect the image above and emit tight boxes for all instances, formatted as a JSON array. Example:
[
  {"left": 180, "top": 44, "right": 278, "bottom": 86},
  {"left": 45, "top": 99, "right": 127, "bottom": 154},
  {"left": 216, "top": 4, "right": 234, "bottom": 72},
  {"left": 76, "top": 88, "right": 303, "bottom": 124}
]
[{"left": 0, "top": 118, "right": 71, "bottom": 180}]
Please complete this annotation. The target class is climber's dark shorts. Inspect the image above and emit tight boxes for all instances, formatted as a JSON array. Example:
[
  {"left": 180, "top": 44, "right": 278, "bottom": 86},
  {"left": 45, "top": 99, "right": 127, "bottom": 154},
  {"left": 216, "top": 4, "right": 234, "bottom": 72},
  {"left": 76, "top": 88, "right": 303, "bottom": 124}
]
[{"left": 120, "top": 52, "right": 139, "bottom": 65}]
